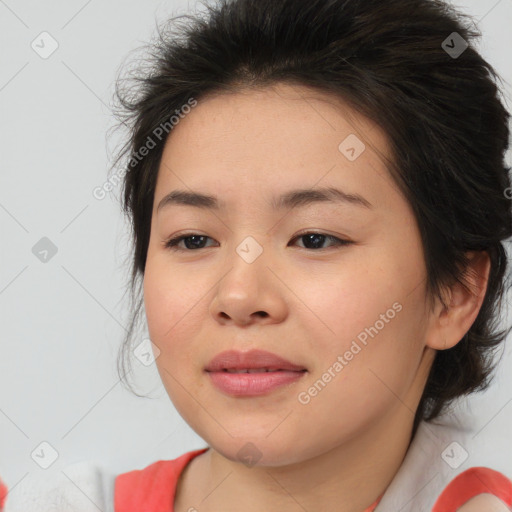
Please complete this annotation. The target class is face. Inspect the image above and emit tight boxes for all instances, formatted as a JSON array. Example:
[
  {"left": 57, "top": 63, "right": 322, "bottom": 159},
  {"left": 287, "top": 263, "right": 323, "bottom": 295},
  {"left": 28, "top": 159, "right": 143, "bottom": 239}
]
[{"left": 143, "top": 83, "right": 435, "bottom": 466}]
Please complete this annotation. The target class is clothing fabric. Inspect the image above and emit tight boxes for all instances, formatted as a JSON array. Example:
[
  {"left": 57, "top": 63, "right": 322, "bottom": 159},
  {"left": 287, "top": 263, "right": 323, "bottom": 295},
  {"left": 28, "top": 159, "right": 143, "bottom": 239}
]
[
  {"left": 0, "top": 460, "right": 115, "bottom": 512},
  {"left": 114, "top": 448, "right": 383, "bottom": 511},
  {"left": 2, "top": 412, "right": 512, "bottom": 511},
  {"left": 0, "top": 479, "right": 6, "bottom": 510}
]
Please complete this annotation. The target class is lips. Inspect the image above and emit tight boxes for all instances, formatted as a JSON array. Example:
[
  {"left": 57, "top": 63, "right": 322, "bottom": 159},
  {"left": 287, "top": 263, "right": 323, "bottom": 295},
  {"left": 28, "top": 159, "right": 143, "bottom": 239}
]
[
  {"left": 204, "top": 349, "right": 307, "bottom": 373},
  {"left": 205, "top": 349, "right": 307, "bottom": 396}
]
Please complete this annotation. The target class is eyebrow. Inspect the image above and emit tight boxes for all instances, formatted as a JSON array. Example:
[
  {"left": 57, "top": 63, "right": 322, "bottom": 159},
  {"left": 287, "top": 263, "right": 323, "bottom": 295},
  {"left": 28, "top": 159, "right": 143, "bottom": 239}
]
[{"left": 156, "top": 186, "right": 373, "bottom": 213}]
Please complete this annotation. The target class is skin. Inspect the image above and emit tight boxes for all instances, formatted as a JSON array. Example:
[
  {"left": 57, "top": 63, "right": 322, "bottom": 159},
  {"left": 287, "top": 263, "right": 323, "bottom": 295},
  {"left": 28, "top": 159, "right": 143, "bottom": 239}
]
[
  {"left": 458, "top": 494, "right": 511, "bottom": 511},
  {"left": 143, "top": 83, "right": 491, "bottom": 512}
]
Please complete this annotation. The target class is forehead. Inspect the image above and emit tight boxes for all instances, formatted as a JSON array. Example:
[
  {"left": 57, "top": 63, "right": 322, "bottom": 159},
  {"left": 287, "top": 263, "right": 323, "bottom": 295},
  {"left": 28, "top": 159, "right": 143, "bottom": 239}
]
[
  {"left": 154, "top": 83, "right": 397, "bottom": 211},
  {"left": 163, "top": 83, "right": 386, "bottom": 152}
]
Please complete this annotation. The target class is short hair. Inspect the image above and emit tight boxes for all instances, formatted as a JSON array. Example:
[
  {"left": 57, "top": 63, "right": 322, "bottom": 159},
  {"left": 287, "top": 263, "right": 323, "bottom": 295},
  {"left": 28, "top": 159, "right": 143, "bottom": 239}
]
[{"left": 111, "top": 0, "right": 512, "bottom": 437}]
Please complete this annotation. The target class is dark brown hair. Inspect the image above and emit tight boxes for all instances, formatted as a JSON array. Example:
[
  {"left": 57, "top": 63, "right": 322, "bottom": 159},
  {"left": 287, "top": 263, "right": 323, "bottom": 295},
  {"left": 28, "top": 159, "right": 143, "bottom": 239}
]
[{"left": 110, "top": 0, "right": 512, "bottom": 438}]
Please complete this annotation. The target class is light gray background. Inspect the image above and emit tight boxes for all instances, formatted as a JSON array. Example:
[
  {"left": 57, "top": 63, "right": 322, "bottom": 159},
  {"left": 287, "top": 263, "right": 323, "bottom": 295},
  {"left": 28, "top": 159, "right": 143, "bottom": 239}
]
[{"left": 1, "top": 0, "right": 511, "bottom": 491}]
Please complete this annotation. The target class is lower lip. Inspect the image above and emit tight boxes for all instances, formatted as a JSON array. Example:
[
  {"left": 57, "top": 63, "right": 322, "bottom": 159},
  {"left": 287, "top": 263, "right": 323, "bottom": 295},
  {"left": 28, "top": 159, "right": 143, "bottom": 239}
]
[{"left": 206, "top": 370, "right": 306, "bottom": 396}]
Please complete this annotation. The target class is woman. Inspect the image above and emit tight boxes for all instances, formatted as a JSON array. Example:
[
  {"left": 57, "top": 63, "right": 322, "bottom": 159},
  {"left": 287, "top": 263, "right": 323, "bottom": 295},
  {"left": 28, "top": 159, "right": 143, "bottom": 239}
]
[{"left": 2, "top": 0, "right": 512, "bottom": 510}]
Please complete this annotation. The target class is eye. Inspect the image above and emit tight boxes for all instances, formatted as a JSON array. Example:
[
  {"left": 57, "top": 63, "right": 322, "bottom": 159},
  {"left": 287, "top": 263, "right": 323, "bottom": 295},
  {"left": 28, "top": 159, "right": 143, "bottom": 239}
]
[
  {"left": 289, "top": 231, "right": 352, "bottom": 250},
  {"left": 163, "top": 232, "right": 352, "bottom": 251},
  {"left": 164, "top": 234, "right": 216, "bottom": 251}
]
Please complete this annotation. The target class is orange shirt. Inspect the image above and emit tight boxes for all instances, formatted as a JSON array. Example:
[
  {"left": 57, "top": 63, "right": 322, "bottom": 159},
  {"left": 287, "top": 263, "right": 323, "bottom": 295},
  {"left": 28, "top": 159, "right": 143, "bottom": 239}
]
[
  {"left": 0, "top": 479, "right": 5, "bottom": 511},
  {"left": 113, "top": 449, "right": 512, "bottom": 512},
  {"left": 1, "top": 449, "right": 511, "bottom": 511},
  {"left": 114, "top": 448, "right": 383, "bottom": 511}
]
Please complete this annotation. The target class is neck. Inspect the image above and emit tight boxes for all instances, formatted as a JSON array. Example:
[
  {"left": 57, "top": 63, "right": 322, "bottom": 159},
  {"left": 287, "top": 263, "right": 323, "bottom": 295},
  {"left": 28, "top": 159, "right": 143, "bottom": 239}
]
[{"left": 184, "top": 408, "right": 413, "bottom": 512}]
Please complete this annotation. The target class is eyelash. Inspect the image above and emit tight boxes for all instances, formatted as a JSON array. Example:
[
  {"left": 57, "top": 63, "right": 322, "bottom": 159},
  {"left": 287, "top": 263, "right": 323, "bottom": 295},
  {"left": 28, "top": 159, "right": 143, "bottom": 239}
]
[{"left": 163, "top": 231, "right": 352, "bottom": 252}]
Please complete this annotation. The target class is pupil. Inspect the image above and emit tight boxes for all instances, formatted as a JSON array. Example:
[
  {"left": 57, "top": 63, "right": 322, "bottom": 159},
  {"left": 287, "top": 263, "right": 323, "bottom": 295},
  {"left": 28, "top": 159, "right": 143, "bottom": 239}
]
[
  {"left": 186, "top": 235, "right": 205, "bottom": 249},
  {"left": 304, "top": 234, "right": 325, "bottom": 249}
]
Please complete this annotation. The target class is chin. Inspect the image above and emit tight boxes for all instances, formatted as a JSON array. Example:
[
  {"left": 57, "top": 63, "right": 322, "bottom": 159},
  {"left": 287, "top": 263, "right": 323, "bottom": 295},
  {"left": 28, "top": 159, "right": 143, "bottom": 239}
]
[{"left": 207, "top": 434, "right": 308, "bottom": 468}]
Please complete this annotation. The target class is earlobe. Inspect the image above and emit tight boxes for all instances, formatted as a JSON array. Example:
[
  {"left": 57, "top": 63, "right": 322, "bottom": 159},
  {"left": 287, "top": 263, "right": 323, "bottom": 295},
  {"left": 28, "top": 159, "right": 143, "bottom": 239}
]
[{"left": 425, "top": 250, "right": 491, "bottom": 352}]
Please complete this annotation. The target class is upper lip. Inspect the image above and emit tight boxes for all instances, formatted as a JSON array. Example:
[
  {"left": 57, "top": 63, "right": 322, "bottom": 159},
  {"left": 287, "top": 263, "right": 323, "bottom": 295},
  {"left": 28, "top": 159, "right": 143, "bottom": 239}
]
[{"left": 204, "top": 349, "right": 307, "bottom": 372}]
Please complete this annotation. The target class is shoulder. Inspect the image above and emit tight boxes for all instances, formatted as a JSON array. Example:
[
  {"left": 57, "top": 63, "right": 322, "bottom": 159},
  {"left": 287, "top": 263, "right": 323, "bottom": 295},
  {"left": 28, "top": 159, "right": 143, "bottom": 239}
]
[
  {"left": 432, "top": 466, "right": 512, "bottom": 512},
  {"left": 456, "top": 493, "right": 511, "bottom": 511},
  {"left": 115, "top": 448, "right": 208, "bottom": 489},
  {"left": 1, "top": 449, "right": 209, "bottom": 512},
  {"left": 115, "top": 448, "right": 208, "bottom": 511},
  {"left": 0, "top": 476, "right": 7, "bottom": 510},
  {"left": 0, "top": 461, "right": 115, "bottom": 512}
]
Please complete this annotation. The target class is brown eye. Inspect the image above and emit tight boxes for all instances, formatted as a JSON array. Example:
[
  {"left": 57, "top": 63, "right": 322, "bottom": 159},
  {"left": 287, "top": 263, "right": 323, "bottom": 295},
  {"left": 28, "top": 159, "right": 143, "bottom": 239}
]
[
  {"left": 164, "top": 234, "right": 216, "bottom": 251},
  {"left": 290, "top": 232, "right": 352, "bottom": 250}
]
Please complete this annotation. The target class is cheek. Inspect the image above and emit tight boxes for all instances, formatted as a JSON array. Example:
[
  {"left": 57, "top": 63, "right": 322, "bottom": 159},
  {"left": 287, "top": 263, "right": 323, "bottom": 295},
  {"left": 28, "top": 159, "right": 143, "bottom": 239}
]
[
  {"left": 298, "top": 305, "right": 422, "bottom": 439},
  {"left": 143, "top": 255, "right": 200, "bottom": 341},
  {"left": 299, "top": 263, "right": 395, "bottom": 352},
  {"left": 142, "top": 261, "right": 205, "bottom": 407},
  {"left": 143, "top": 266, "right": 174, "bottom": 342},
  {"left": 301, "top": 251, "right": 426, "bottom": 391}
]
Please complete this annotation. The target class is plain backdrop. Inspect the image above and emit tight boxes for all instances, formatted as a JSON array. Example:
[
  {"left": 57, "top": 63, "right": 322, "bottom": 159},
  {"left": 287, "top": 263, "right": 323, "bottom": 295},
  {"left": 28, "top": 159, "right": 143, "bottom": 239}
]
[{"left": 1, "top": 0, "right": 511, "bottom": 490}]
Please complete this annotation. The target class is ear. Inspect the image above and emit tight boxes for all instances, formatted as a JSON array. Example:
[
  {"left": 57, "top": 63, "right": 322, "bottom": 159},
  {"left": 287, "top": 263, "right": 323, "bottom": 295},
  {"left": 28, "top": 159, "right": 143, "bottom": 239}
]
[{"left": 425, "top": 250, "right": 491, "bottom": 351}]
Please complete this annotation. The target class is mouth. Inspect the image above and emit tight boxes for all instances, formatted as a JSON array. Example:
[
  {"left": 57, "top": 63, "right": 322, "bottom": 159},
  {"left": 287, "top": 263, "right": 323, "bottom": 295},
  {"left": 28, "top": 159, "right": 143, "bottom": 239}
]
[
  {"left": 204, "top": 349, "right": 307, "bottom": 373},
  {"left": 204, "top": 350, "right": 307, "bottom": 396},
  {"left": 220, "top": 368, "right": 304, "bottom": 373}
]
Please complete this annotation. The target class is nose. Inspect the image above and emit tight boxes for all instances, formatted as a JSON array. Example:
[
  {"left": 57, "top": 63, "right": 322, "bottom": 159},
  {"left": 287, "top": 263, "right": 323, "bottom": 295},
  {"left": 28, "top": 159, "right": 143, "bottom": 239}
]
[{"left": 209, "top": 241, "right": 288, "bottom": 327}]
